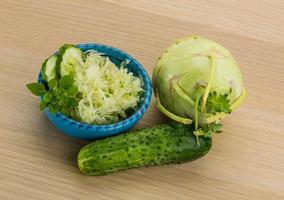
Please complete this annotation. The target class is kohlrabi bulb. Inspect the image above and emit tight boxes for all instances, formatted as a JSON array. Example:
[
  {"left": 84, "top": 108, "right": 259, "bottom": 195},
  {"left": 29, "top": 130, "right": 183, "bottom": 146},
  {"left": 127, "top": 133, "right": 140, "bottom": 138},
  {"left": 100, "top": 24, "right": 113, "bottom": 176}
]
[{"left": 153, "top": 36, "right": 247, "bottom": 126}]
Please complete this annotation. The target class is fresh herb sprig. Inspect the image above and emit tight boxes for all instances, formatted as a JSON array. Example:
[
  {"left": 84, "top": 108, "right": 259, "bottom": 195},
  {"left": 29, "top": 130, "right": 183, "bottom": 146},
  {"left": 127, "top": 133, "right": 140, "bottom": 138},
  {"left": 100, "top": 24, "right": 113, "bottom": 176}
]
[
  {"left": 194, "top": 122, "right": 223, "bottom": 138},
  {"left": 193, "top": 90, "right": 232, "bottom": 144},
  {"left": 26, "top": 75, "right": 80, "bottom": 119},
  {"left": 203, "top": 91, "right": 232, "bottom": 114}
]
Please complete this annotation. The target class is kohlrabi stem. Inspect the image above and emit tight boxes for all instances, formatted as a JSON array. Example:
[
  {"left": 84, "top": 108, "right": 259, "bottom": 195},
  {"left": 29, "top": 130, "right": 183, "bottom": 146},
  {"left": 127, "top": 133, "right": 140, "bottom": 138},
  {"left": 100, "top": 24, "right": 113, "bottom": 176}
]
[
  {"left": 156, "top": 94, "right": 192, "bottom": 124},
  {"left": 202, "top": 54, "right": 216, "bottom": 111},
  {"left": 231, "top": 87, "right": 247, "bottom": 110},
  {"left": 194, "top": 92, "right": 201, "bottom": 146}
]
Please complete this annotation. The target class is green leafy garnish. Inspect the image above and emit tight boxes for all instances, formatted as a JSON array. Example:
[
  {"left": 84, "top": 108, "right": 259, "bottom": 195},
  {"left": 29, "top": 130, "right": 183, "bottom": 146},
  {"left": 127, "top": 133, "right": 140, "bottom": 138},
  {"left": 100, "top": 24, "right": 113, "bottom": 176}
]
[
  {"left": 26, "top": 83, "right": 46, "bottom": 96},
  {"left": 39, "top": 100, "right": 47, "bottom": 111},
  {"left": 194, "top": 122, "right": 222, "bottom": 138},
  {"left": 59, "top": 75, "right": 74, "bottom": 90},
  {"left": 48, "top": 78, "right": 57, "bottom": 89},
  {"left": 26, "top": 76, "right": 80, "bottom": 118},
  {"left": 204, "top": 91, "right": 232, "bottom": 114},
  {"left": 202, "top": 122, "right": 222, "bottom": 138},
  {"left": 193, "top": 90, "right": 229, "bottom": 145},
  {"left": 44, "top": 76, "right": 79, "bottom": 116}
]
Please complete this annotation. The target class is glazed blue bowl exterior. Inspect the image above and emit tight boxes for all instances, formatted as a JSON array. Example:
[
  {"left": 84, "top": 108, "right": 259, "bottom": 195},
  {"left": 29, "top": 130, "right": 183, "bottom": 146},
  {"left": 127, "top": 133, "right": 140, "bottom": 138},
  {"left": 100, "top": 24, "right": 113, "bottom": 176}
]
[{"left": 38, "top": 44, "right": 152, "bottom": 140}]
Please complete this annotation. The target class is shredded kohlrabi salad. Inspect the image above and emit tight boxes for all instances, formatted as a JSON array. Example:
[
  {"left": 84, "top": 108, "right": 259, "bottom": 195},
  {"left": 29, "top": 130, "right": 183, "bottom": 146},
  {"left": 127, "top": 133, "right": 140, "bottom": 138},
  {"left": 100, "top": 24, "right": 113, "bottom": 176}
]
[{"left": 75, "top": 51, "right": 143, "bottom": 124}]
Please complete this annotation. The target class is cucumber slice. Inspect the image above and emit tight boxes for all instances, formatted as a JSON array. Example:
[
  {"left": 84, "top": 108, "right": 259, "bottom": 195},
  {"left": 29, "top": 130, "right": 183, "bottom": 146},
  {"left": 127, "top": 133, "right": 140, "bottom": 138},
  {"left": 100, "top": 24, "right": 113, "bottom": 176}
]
[
  {"left": 41, "top": 55, "right": 57, "bottom": 82},
  {"left": 57, "top": 44, "right": 83, "bottom": 77}
]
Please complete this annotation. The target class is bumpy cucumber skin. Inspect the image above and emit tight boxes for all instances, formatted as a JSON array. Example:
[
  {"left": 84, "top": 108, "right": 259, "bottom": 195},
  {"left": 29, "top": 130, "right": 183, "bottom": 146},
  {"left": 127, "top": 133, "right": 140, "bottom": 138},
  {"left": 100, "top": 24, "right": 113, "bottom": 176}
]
[{"left": 77, "top": 123, "right": 212, "bottom": 175}]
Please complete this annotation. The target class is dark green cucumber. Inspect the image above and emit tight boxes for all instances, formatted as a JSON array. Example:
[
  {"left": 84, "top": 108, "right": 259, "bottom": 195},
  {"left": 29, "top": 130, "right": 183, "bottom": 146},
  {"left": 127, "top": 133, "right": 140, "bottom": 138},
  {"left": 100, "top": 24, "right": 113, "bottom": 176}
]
[{"left": 77, "top": 123, "right": 212, "bottom": 175}]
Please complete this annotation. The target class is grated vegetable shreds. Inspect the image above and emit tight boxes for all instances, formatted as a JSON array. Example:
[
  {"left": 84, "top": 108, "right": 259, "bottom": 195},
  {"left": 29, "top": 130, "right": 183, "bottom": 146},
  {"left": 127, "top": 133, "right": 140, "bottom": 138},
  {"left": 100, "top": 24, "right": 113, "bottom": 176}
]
[{"left": 74, "top": 52, "right": 143, "bottom": 125}]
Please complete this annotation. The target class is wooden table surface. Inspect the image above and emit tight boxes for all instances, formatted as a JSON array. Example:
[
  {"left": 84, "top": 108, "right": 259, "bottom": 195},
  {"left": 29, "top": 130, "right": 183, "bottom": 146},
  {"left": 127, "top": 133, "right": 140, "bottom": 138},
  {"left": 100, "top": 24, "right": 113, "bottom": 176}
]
[{"left": 1, "top": 0, "right": 284, "bottom": 199}]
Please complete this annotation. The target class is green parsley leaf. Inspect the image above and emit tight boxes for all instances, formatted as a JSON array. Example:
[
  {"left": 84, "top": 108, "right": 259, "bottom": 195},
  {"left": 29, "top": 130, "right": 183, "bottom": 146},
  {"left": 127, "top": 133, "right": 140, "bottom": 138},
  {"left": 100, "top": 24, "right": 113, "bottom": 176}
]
[
  {"left": 26, "top": 83, "right": 46, "bottom": 96},
  {"left": 203, "top": 122, "right": 223, "bottom": 138},
  {"left": 204, "top": 91, "right": 232, "bottom": 114},
  {"left": 193, "top": 122, "right": 223, "bottom": 138}
]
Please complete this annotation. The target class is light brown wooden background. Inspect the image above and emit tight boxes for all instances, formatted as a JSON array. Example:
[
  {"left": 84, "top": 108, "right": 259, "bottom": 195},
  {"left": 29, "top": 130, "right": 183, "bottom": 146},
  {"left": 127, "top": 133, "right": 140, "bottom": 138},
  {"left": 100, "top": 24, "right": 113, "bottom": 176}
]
[{"left": 1, "top": 0, "right": 283, "bottom": 199}]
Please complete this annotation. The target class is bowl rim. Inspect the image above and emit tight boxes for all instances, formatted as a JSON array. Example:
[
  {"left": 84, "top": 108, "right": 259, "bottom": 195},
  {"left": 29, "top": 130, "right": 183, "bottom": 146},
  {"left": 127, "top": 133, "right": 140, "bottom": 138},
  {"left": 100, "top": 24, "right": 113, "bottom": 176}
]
[{"left": 38, "top": 43, "right": 152, "bottom": 130}]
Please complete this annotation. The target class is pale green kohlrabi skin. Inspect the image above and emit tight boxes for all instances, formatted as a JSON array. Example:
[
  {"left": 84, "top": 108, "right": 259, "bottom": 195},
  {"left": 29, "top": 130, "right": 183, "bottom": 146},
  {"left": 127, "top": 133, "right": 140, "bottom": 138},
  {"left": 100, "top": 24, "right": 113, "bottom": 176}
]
[{"left": 153, "top": 36, "right": 247, "bottom": 125}]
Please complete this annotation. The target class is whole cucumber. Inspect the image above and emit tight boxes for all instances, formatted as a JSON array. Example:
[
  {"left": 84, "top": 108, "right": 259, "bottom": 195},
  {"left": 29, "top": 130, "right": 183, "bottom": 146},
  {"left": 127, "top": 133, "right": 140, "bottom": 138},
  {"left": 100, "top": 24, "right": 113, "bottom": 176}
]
[{"left": 77, "top": 123, "right": 212, "bottom": 175}]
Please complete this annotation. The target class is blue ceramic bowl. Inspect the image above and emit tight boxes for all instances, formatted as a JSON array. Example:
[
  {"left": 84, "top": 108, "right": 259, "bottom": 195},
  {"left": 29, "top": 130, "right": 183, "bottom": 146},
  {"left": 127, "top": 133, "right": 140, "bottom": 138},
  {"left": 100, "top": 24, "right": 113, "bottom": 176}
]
[{"left": 38, "top": 44, "right": 152, "bottom": 140}]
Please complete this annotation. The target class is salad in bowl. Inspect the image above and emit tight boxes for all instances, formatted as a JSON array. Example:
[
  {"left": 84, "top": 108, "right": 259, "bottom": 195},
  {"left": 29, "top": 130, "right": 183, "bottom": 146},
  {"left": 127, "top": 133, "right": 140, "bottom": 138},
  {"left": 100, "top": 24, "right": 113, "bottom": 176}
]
[{"left": 27, "top": 44, "right": 152, "bottom": 139}]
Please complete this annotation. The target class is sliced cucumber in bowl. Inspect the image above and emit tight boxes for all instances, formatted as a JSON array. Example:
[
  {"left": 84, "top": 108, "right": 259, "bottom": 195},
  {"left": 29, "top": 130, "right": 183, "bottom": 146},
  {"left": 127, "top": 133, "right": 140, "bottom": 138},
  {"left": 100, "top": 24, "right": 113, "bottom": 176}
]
[
  {"left": 57, "top": 44, "right": 84, "bottom": 77},
  {"left": 41, "top": 55, "right": 57, "bottom": 82}
]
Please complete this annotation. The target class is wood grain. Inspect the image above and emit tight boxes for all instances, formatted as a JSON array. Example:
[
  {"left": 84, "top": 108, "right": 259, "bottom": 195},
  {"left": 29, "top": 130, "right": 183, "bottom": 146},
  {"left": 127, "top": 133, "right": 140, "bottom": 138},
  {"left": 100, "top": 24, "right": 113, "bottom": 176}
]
[{"left": 0, "top": 0, "right": 284, "bottom": 199}]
